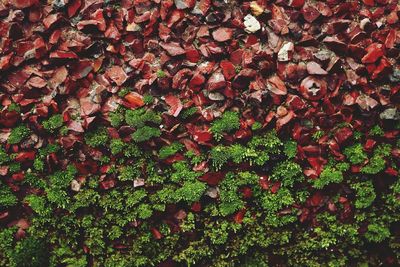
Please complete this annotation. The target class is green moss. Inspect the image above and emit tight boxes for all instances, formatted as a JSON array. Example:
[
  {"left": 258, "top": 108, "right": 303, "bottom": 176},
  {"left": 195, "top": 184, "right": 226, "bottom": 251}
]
[
  {"left": 361, "top": 155, "right": 385, "bottom": 174},
  {"left": 159, "top": 142, "right": 183, "bottom": 159},
  {"left": 8, "top": 103, "right": 20, "bottom": 113},
  {"left": 109, "top": 109, "right": 125, "bottom": 128},
  {"left": 0, "top": 148, "right": 10, "bottom": 165},
  {"left": 125, "top": 108, "right": 161, "bottom": 128},
  {"left": 271, "top": 160, "right": 303, "bottom": 187},
  {"left": 312, "top": 130, "right": 324, "bottom": 141},
  {"left": 132, "top": 126, "right": 161, "bottom": 142},
  {"left": 42, "top": 114, "right": 63, "bottom": 132},
  {"left": 156, "top": 69, "right": 166, "bottom": 78},
  {"left": 119, "top": 165, "right": 140, "bottom": 181},
  {"left": 180, "top": 107, "right": 198, "bottom": 119},
  {"left": 85, "top": 127, "right": 109, "bottom": 147},
  {"left": 369, "top": 125, "right": 384, "bottom": 137},
  {"left": 8, "top": 162, "right": 21, "bottom": 173},
  {"left": 251, "top": 121, "right": 262, "bottom": 131},
  {"left": 118, "top": 87, "right": 130, "bottom": 97},
  {"left": 25, "top": 195, "right": 50, "bottom": 216},
  {"left": 8, "top": 125, "right": 31, "bottom": 144},
  {"left": 137, "top": 204, "right": 153, "bottom": 219},
  {"left": 210, "top": 111, "right": 240, "bottom": 141},
  {"left": 351, "top": 181, "right": 376, "bottom": 209},
  {"left": 143, "top": 94, "right": 154, "bottom": 105},
  {"left": 12, "top": 237, "right": 49, "bottom": 267},
  {"left": 365, "top": 223, "right": 390, "bottom": 243},
  {"left": 175, "top": 180, "right": 206, "bottom": 202},
  {"left": 343, "top": 144, "right": 368, "bottom": 165},
  {"left": 0, "top": 184, "right": 18, "bottom": 208},
  {"left": 283, "top": 140, "right": 297, "bottom": 159},
  {"left": 313, "top": 166, "right": 343, "bottom": 189},
  {"left": 110, "top": 139, "right": 126, "bottom": 155}
]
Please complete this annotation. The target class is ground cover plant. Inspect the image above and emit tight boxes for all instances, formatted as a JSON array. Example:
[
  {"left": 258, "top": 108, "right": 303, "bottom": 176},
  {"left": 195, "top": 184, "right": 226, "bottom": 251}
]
[{"left": 0, "top": 0, "right": 399, "bottom": 266}]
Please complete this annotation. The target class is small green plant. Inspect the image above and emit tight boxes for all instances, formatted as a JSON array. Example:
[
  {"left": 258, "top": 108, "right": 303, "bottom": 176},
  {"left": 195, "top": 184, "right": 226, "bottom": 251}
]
[
  {"left": 365, "top": 223, "right": 390, "bottom": 243},
  {"left": 271, "top": 160, "right": 303, "bottom": 188},
  {"left": 159, "top": 142, "right": 183, "bottom": 159},
  {"left": 119, "top": 165, "right": 140, "bottom": 181},
  {"left": 0, "top": 148, "right": 10, "bottom": 165},
  {"left": 125, "top": 108, "right": 161, "bottom": 128},
  {"left": 85, "top": 127, "right": 109, "bottom": 147},
  {"left": 210, "top": 111, "right": 240, "bottom": 141},
  {"left": 109, "top": 108, "right": 125, "bottom": 128},
  {"left": 312, "top": 130, "right": 324, "bottom": 141},
  {"left": 361, "top": 155, "right": 385, "bottom": 174},
  {"left": 251, "top": 121, "right": 262, "bottom": 131},
  {"left": 118, "top": 87, "right": 130, "bottom": 97},
  {"left": 143, "top": 94, "right": 154, "bottom": 105},
  {"left": 8, "top": 125, "right": 31, "bottom": 144},
  {"left": 343, "top": 143, "right": 368, "bottom": 165},
  {"left": 8, "top": 103, "right": 20, "bottom": 113},
  {"left": 0, "top": 184, "right": 17, "bottom": 208},
  {"left": 156, "top": 69, "right": 166, "bottom": 78},
  {"left": 42, "top": 114, "right": 63, "bottom": 132},
  {"left": 110, "top": 139, "right": 126, "bottom": 155},
  {"left": 12, "top": 237, "right": 49, "bottom": 267},
  {"left": 132, "top": 126, "right": 161, "bottom": 142},
  {"left": 313, "top": 165, "right": 343, "bottom": 189},
  {"left": 283, "top": 141, "right": 297, "bottom": 159},
  {"left": 369, "top": 125, "right": 384, "bottom": 137},
  {"left": 175, "top": 180, "right": 206, "bottom": 203},
  {"left": 180, "top": 107, "right": 198, "bottom": 119},
  {"left": 351, "top": 181, "right": 376, "bottom": 209}
]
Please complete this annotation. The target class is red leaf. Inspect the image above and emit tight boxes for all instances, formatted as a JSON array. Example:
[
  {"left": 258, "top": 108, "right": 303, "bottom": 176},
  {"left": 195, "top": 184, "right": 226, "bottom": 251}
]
[{"left": 164, "top": 94, "right": 183, "bottom": 117}]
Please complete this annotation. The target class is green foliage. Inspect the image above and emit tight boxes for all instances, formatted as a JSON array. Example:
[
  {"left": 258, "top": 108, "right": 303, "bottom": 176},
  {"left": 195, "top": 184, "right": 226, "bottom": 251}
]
[
  {"left": 110, "top": 139, "right": 126, "bottom": 155},
  {"left": 343, "top": 143, "right": 368, "bottom": 165},
  {"left": 137, "top": 204, "right": 153, "bottom": 219},
  {"left": 180, "top": 107, "right": 198, "bottom": 119},
  {"left": 8, "top": 162, "right": 21, "bottom": 173},
  {"left": 156, "top": 69, "right": 166, "bottom": 78},
  {"left": 8, "top": 103, "right": 20, "bottom": 113},
  {"left": 118, "top": 87, "right": 130, "bottom": 97},
  {"left": 260, "top": 188, "right": 294, "bottom": 213},
  {"left": 283, "top": 140, "right": 297, "bottom": 159},
  {"left": 365, "top": 223, "right": 390, "bottom": 243},
  {"left": 0, "top": 183, "right": 17, "bottom": 208},
  {"left": 210, "top": 111, "right": 240, "bottom": 140},
  {"left": 125, "top": 108, "right": 161, "bottom": 128},
  {"left": 12, "top": 237, "right": 49, "bottom": 267},
  {"left": 42, "top": 114, "right": 63, "bottom": 132},
  {"left": 312, "top": 130, "right": 324, "bottom": 141},
  {"left": 351, "top": 181, "right": 376, "bottom": 209},
  {"left": 175, "top": 180, "right": 206, "bottom": 202},
  {"left": 49, "top": 165, "right": 77, "bottom": 188},
  {"left": 132, "top": 126, "right": 161, "bottom": 142},
  {"left": 251, "top": 121, "right": 262, "bottom": 131},
  {"left": 25, "top": 195, "right": 51, "bottom": 216},
  {"left": 1, "top": 113, "right": 398, "bottom": 266},
  {"left": 361, "top": 155, "right": 385, "bottom": 174},
  {"left": 159, "top": 142, "right": 183, "bottom": 159},
  {"left": 209, "top": 130, "right": 285, "bottom": 170},
  {"left": 8, "top": 125, "right": 31, "bottom": 144},
  {"left": 119, "top": 165, "right": 140, "bottom": 181},
  {"left": 218, "top": 172, "right": 258, "bottom": 216},
  {"left": 85, "top": 127, "right": 109, "bottom": 147},
  {"left": 143, "top": 94, "right": 154, "bottom": 105},
  {"left": 369, "top": 125, "right": 384, "bottom": 136},
  {"left": 0, "top": 148, "right": 10, "bottom": 164},
  {"left": 271, "top": 160, "right": 303, "bottom": 187},
  {"left": 109, "top": 108, "right": 125, "bottom": 128},
  {"left": 314, "top": 165, "right": 343, "bottom": 189}
]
